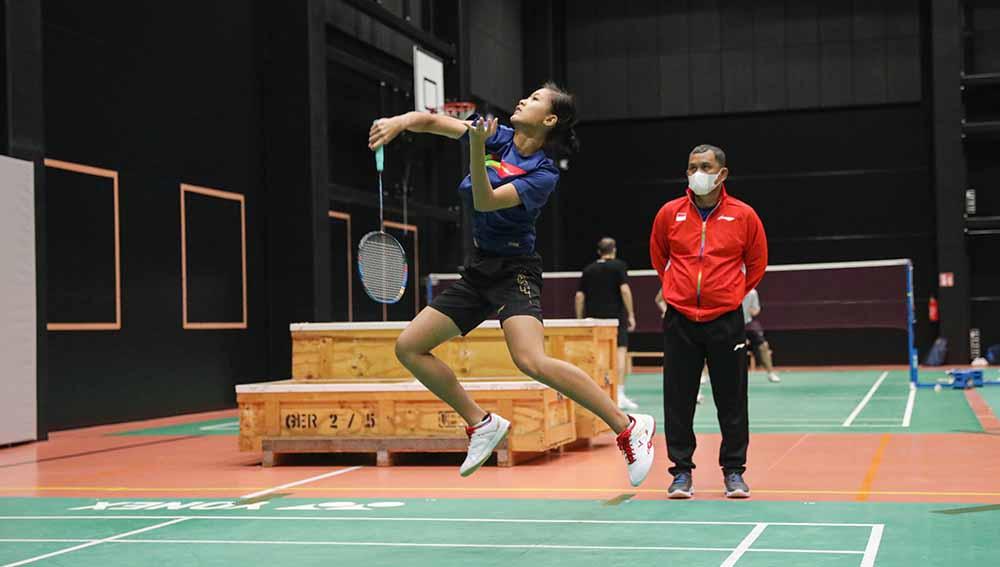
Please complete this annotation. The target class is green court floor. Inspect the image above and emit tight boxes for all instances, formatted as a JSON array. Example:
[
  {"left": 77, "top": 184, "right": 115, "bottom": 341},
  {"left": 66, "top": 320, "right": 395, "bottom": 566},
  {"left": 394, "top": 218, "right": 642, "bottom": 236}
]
[
  {"left": 112, "top": 370, "right": 984, "bottom": 437},
  {"left": 626, "top": 370, "right": 982, "bottom": 433},
  {"left": 977, "top": 382, "right": 1000, "bottom": 422},
  {"left": 0, "top": 497, "right": 996, "bottom": 566},
  {"left": 114, "top": 417, "right": 239, "bottom": 437}
]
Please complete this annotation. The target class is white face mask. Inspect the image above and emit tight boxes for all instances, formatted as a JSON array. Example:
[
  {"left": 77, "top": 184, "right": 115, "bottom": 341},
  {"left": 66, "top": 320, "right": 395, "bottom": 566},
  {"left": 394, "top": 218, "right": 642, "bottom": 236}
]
[{"left": 688, "top": 170, "right": 720, "bottom": 196}]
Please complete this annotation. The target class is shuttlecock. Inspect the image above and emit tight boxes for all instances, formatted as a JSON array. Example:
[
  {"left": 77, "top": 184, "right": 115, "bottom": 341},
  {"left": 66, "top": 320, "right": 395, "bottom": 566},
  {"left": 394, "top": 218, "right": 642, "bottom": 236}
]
[{"left": 934, "top": 384, "right": 942, "bottom": 392}]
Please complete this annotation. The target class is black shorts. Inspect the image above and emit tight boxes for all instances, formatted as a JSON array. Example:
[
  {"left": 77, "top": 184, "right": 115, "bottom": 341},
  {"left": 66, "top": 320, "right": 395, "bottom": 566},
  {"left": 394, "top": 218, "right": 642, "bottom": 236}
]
[
  {"left": 745, "top": 319, "right": 766, "bottom": 350},
  {"left": 617, "top": 319, "right": 629, "bottom": 348},
  {"left": 429, "top": 249, "right": 543, "bottom": 335}
]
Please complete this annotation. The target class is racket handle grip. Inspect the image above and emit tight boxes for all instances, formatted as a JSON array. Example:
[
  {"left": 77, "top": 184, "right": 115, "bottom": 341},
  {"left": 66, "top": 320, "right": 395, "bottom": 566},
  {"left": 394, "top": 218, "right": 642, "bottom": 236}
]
[{"left": 374, "top": 144, "right": 384, "bottom": 172}]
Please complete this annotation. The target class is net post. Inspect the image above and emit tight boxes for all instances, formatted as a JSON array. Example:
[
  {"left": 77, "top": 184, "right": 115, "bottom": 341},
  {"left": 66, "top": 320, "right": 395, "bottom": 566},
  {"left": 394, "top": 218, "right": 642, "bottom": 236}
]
[{"left": 906, "top": 260, "right": 922, "bottom": 387}]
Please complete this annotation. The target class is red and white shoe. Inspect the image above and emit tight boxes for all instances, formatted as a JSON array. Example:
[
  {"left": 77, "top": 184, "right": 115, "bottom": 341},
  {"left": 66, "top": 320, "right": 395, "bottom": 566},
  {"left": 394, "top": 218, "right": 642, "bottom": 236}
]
[
  {"left": 616, "top": 414, "right": 656, "bottom": 486},
  {"left": 459, "top": 413, "right": 510, "bottom": 477}
]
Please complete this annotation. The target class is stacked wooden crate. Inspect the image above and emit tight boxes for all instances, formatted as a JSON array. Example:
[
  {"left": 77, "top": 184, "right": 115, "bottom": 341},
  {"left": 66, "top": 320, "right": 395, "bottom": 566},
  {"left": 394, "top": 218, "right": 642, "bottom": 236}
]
[{"left": 236, "top": 319, "right": 618, "bottom": 466}]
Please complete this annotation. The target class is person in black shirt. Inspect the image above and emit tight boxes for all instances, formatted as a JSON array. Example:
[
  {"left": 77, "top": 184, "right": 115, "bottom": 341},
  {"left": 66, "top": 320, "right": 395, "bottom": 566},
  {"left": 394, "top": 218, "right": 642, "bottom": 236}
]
[{"left": 575, "top": 237, "right": 638, "bottom": 410}]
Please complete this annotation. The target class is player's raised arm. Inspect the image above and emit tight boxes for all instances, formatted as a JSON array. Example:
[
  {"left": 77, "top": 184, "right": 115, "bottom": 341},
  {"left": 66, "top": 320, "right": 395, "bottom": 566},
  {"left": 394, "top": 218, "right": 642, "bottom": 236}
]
[{"left": 368, "top": 111, "right": 469, "bottom": 149}]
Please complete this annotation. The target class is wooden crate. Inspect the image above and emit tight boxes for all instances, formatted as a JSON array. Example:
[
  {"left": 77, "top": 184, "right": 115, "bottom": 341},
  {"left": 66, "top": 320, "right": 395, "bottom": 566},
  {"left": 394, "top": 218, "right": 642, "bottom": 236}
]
[
  {"left": 289, "top": 319, "right": 618, "bottom": 440},
  {"left": 290, "top": 319, "right": 617, "bottom": 382},
  {"left": 236, "top": 380, "right": 576, "bottom": 464}
]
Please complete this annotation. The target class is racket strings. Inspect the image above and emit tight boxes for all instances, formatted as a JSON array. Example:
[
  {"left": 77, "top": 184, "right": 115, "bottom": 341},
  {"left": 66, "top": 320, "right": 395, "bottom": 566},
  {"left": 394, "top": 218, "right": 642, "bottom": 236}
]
[
  {"left": 358, "top": 232, "right": 407, "bottom": 303},
  {"left": 359, "top": 146, "right": 407, "bottom": 304}
]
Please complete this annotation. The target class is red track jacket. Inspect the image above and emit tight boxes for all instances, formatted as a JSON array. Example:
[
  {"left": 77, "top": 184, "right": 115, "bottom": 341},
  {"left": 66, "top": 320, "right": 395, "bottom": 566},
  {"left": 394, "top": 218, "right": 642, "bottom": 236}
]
[{"left": 649, "top": 185, "right": 768, "bottom": 323}]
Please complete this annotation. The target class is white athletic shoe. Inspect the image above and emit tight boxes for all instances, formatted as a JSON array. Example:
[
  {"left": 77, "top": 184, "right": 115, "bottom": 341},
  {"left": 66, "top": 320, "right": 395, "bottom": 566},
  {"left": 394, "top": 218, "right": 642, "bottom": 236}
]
[
  {"left": 768, "top": 372, "right": 781, "bottom": 383},
  {"left": 696, "top": 392, "right": 705, "bottom": 404},
  {"left": 616, "top": 414, "right": 656, "bottom": 487},
  {"left": 618, "top": 394, "right": 639, "bottom": 411},
  {"left": 459, "top": 414, "right": 510, "bottom": 477}
]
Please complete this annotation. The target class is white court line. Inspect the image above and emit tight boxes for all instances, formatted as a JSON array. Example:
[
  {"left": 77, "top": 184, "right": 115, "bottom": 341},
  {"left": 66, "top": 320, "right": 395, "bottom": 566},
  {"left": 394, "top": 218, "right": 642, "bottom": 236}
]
[
  {"left": 115, "top": 539, "right": 735, "bottom": 552},
  {"left": 0, "top": 538, "right": 872, "bottom": 555},
  {"left": 239, "top": 466, "right": 363, "bottom": 500},
  {"left": 902, "top": 386, "right": 916, "bottom": 427},
  {"left": 109, "top": 539, "right": 865, "bottom": 555},
  {"left": 861, "top": 524, "right": 885, "bottom": 567},
  {"left": 696, "top": 424, "right": 911, "bottom": 429},
  {"left": 199, "top": 421, "right": 239, "bottom": 431},
  {"left": 0, "top": 516, "right": 878, "bottom": 527},
  {"left": 766, "top": 434, "right": 810, "bottom": 473},
  {"left": 843, "top": 372, "right": 889, "bottom": 427},
  {"left": 748, "top": 548, "right": 863, "bottom": 555},
  {"left": 697, "top": 418, "right": 903, "bottom": 423},
  {"left": 720, "top": 523, "right": 767, "bottom": 567},
  {"left": 0, "top": 539, "right": 91, "bottom": 543},
  {"left": 0, "top": 517, "right": 187, "bottom": 567}
]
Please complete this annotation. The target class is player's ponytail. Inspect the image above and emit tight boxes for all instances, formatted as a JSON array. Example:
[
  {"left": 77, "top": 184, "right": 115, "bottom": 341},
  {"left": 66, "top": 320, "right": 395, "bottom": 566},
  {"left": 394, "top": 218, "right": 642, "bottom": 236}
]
[{"left": 542, "top": 82, "right": 579, "bottom": 157}]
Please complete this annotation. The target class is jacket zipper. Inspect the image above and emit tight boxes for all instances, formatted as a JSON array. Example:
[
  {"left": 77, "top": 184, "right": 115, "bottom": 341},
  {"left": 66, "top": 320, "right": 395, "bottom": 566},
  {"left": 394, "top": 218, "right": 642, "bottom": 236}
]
[{"left": 692, "top": 197, "right": 722, "bottom": 322}]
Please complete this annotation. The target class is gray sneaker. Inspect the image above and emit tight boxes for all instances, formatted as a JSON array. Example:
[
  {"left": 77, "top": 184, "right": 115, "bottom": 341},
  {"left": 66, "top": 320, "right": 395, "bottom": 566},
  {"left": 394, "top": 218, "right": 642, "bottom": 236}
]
[
  {"left": 724, "top": 472, "right": 750, "bottom": 498},
  {"left": 667, "top": 472, "right": 694, "bottom": 499}
]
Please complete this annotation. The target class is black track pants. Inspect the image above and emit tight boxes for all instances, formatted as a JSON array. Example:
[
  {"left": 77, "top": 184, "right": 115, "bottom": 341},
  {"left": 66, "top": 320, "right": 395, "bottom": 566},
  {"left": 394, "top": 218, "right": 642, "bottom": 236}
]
[{"left": 662, "top": 307, "right": 749, "bottom": 476}]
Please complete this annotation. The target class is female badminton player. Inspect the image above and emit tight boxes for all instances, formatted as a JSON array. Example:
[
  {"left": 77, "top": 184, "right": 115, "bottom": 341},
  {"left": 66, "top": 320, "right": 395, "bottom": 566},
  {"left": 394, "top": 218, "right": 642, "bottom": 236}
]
[{"left": 368, "top": 84, "right": 655, "bottom": 485}]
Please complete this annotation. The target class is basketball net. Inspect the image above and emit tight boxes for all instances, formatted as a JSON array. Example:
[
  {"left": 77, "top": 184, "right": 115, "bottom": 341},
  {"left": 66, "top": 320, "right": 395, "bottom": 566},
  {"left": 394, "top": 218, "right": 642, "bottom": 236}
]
[{"left": 426, "top": 101, "right": 477, "bottom": 120}]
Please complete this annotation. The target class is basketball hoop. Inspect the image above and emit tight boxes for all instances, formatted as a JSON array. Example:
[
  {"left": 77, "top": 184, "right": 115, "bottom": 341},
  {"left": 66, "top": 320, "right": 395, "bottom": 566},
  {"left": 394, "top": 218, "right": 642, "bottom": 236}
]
[{"left": 427, "top": 101, "right": 477, "bottom": 120}]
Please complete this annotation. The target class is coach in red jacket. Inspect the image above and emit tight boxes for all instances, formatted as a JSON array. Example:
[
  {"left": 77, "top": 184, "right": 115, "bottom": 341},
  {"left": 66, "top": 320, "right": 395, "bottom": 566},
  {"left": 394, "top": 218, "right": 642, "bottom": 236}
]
[{"left": 649, "top": 144, "right": 768, "bottom": 500}]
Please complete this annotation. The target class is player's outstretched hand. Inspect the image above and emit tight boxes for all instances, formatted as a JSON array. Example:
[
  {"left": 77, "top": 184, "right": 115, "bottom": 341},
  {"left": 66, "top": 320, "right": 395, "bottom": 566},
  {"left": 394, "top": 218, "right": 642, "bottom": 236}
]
[
  {"left": 369, "top": 117, "right": 404, "bottom": 150},
  {"left": 466, "top": 115, "right": 497, "bottom": 144}
]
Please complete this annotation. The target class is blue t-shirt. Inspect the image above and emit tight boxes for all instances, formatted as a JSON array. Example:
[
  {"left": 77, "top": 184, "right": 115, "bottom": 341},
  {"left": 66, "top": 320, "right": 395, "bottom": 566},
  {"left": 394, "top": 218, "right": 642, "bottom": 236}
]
[
  {"left": 697, "top": 205, "right": 714, "bottom": 220},
  {"left": 458, "top": 117, "right": 560, "bottom": 255}
]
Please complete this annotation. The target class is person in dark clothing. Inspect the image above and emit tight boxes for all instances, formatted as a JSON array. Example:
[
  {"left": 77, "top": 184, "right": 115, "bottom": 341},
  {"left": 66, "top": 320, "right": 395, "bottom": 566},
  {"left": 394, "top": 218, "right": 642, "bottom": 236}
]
[
  {"left": 372, "top": 84, "right": 655, "bottom": 486},
  {"left": 743, "top": 288, "right": 781, "bottom": 383},
  {"left": 575, "top": 237, "right": 638, "bottom": 410}
]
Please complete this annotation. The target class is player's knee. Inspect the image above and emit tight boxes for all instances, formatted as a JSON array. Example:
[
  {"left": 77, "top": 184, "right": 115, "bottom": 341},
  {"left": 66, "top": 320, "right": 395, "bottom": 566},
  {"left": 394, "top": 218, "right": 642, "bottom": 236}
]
[
  {"left": 394, "top": 335, "right": 420, "bottom": 363},
  {"left": 511, "top": 352, "right": 544, "bottom": 380}
]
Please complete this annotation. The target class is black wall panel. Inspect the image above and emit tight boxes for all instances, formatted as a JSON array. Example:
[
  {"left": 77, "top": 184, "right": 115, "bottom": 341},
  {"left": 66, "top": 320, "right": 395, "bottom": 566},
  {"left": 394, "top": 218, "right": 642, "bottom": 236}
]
[
  {"left": 0, "top": 1, "right": 7, "bottom": 156},
  {"left": 965, "top": 1, "right": 1000, "bottom": 349},
  {"left": 566, "top": 0, "right": 922, "bottom": 120},
  {"left": 565, "top": 2, "right": 595, "bottom": 116},
  {"left": 722, "top": 49, "right": 754, "bottom": 112},
  {"left": 326, "top": 0, "right": 426, "bottom": 66},
  {"left": 968, "top": 0, "right": 1000, "bottom": 74},
  {"left": 787, "top": 42, "right": 821, "bottom": 108},
  {"left": 721, "top": 1, "right": 754, "bottom": 49},
  {"left": 626, "top": 1, "right": 660, "bottom": 118},
  {"left": 45, "top": 168, "right": 117, "bottom": 324},
  {"left": 967, "top": 141, "right": 1000, "bottom": 217},
  {"left": 820, "top": 42, "right": 854, "bottom": 107},
  {"left": 184, "top": 192, "right": 244, "bottom": 324},
  {"left": 593, "top": 2, "right": 628, "bottom": 120},
  {"left": 853, "top": 39, "right": 889, "bottom": 105},
  {"left": 786, "top": 0, "right": 820, "bottom": 44},
  {"left": 754, "top": 47, "right": 787, "bottom": 110},
  {"left": 43, "top": 0, "right": 267, "bottom": 429},
  {"left": 470, "top": 0, "right": 522, "bottom": 110},
  {"left": 328, "top": 214, "right": 352, "bottom": 322},
  {"left": 970, "top": 235, "right": 1000, "bottom": 350},
  {"left": 689, "top": 50, "right": 723, "bottom": 115},
  {"left": 658, "top": 51, "right": 691, "bottom": 116}
]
